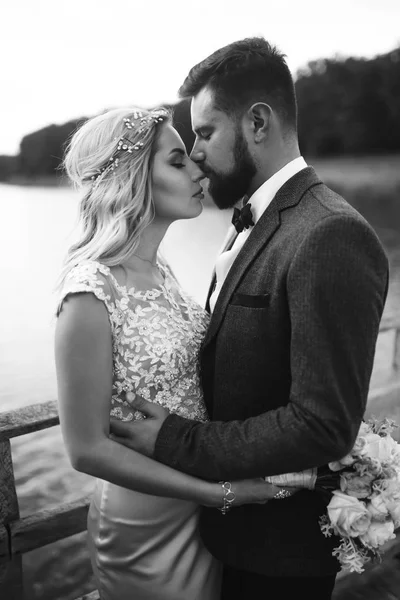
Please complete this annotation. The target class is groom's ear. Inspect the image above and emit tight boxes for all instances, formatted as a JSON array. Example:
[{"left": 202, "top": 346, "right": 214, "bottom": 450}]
[{"left": 246, "top": 103, "right": 272, "bottom": 142}]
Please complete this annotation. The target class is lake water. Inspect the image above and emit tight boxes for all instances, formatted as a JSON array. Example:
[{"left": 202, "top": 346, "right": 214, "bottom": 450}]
[{"left": 0, "top": 183, "right": 399, "bottom": 599}]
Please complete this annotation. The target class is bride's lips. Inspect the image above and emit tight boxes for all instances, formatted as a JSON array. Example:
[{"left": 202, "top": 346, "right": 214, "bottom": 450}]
[{"left": 192, "top": 189, "right": 204, "bottom": 199}]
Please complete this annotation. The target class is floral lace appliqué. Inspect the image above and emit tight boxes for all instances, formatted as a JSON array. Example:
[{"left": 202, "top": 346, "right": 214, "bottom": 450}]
[{"left": 59, "top": 260, "right": 210, "bottom": 423}]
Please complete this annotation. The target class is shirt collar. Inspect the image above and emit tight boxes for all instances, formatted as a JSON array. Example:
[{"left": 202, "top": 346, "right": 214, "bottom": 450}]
[{"left": 248, "top": 157, "right": 308, "bottom": 223}]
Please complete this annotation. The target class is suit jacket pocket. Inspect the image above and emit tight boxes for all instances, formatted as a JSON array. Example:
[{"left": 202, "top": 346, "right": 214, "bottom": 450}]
[{"left": 229, "top": 292, "right": 270, "bottom": 308}]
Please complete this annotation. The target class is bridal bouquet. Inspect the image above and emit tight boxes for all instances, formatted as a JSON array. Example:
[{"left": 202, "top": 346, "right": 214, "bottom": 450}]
[{"left": 266, "top": 417, "right": 400, "bottom": 573}]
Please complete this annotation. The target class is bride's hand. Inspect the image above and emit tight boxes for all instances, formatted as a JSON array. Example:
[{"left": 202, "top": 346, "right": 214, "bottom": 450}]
[
  {"left": 231, "top": 478, "right": 299, "bottom": 506},
  {"left": 204, "top": 479, "right": 299, "bottom": 509}
]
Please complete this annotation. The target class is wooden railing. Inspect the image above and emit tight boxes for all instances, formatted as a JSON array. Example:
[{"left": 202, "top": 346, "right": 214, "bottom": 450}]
[
  {"left": 0, "top": 400, "right": 97, "bottom": 600},
  {"left": 0, "top": 314, "right": 399, "bottom": 599}
]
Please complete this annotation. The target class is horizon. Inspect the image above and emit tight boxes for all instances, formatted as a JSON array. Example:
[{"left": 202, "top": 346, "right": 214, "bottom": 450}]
[{"left": 2, "top": 0, "right": 400, "bottom": 155}]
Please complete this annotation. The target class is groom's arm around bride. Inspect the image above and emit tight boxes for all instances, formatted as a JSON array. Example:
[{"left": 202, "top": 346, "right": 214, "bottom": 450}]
[{"left": 127, "top": 176, "right": 389, "bottom": 482}]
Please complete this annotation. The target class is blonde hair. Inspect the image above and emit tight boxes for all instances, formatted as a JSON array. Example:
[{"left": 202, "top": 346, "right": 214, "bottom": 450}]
[{"left": 58, "top": 106, "right": 170, "bottom": 289}]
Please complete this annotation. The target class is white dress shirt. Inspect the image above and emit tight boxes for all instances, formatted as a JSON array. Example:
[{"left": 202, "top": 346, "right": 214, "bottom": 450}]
[{"left": 209, "top": 157, "right": 308, "bottom": 313}]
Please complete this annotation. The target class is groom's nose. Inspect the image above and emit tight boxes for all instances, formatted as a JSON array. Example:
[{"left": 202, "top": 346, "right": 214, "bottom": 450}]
[{"left": 190, "top": 144, "right": 206, "bottom": 165}]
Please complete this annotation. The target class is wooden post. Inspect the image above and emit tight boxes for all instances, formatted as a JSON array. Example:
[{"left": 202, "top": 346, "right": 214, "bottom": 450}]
[
  {"left": 0, "top": 440, "right": 24, "bottom": 600},
  {"left": 394, "top": 328, "right": 400, "bottom": 370}
]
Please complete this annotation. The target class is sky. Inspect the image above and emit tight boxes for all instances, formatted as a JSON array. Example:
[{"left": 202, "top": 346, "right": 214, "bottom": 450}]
[{"left": 1, "top": 0, "right": 400, "bottom": 155}]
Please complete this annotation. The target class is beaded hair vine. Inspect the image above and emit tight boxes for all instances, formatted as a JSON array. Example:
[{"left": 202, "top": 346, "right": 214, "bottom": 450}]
[{"left": 89, "top": 108, "right": 168, "bottom": 185}]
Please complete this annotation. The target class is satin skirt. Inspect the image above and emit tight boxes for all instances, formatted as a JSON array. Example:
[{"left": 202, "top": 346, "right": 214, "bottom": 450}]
[{"left": 87, "top": 479, "right": 222, "bottom": 600}]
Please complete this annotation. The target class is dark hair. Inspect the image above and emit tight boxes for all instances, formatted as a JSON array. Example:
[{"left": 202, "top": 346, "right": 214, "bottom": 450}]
[{"left": 179, "top": 37, "right": 297, "bottom": 131}]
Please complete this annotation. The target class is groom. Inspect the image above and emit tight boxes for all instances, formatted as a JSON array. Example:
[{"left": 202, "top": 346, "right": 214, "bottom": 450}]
[{"left": 110, "top": 38, "right": 389, "bottom": 599}]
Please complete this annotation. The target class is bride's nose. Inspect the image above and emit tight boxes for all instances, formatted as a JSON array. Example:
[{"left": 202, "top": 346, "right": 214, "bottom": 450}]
[{"left": 189, "top": 161, "right": 206, "bottom": 183}]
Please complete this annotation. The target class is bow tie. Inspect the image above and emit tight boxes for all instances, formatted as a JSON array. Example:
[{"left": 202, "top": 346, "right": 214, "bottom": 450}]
[{"left": 231, "top": 201, "right": 254, "bottom": 234}]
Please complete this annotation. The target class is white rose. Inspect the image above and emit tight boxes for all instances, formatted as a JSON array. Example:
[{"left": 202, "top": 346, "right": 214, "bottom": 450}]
[
  {"left": 364, "top": 434, "right": 399, "bottom": 462},
  {"left": 327, "top": 491, "right": 371, "bottom": 537},
  {"left": 340, "top": 472, "right": 375, "bottom": 498},
  {"left": 358, "top": 422, "right": 372, "bottom": 436},
  {"left": 360, "top": 520, "right": 395, "bottom": 549},
  {"left": 387, "top": 502, "right": 400, "bottom": 528},
  {"left": 353, "top": 436, "right": 368, "bottom": 455},
  {"left": 380, "top": 436, "right": 400, "bottom": 461},
  {"left": 383, "top": 476, "right": 400, "bottom": 498},
  {"left": 367, "top": 493, "right": 389, "bottom": 521},
  {"left": 329, "top": 454, "right": 356, "bottom": 472},
  {"left": 382, "top": 481, "right": 400, "bottom": 528},
  {"left": 362, "top": 432, "right": 382, "bottom": 457},
  {"left": 329, "top": 434, "right": 369, "bottom": 471}
]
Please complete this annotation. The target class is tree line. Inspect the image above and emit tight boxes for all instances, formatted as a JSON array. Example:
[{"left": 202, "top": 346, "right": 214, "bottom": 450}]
[{"left": 0, "top": 46, "right": 399, "bottom": 181}]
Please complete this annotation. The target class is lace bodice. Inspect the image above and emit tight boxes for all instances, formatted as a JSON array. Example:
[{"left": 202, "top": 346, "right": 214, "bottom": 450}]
[{"left": 59, "top": 260, "right": 210, "bottom": 422}]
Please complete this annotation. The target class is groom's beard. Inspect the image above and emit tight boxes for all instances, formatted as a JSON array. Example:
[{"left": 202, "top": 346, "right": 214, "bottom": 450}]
[{"left": 205, "top": 131, "right": 257, "bottom": 210}]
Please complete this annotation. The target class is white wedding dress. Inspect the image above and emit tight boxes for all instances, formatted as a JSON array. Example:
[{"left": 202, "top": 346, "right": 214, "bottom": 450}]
[{"left": 59, "top": 259, "right": 222, "bottom": 600}]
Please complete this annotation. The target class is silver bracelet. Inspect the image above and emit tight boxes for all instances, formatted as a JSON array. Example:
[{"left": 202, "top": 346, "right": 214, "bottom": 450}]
[{"left": 217, "top": 481, "right": 236, "bottom": 514}]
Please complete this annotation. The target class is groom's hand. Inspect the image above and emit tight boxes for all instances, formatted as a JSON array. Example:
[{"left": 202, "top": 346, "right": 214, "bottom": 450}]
[{"left": 109, "top": 393, "right": 169, "bottom": 458}]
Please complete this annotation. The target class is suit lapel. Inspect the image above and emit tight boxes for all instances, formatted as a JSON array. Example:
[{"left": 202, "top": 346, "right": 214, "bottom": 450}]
[
  {"left": 205, "top": 273, "right": 216, "bottom": 314},
  {"left": 202, "top": 167, "right": 322, "bottom": 349}
]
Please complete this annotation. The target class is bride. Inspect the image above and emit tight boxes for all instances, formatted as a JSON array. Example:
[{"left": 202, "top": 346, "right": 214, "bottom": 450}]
[{"left": 54, "top": 106, "right": 284, "bottom": 600}]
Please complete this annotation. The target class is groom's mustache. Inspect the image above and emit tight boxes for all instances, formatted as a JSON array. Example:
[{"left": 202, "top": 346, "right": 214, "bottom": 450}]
[
  {"left": 195, "top": 162, "right": 210, "bottom": 175},
  {"left": 197, "top": 163, "right": 216, "bottom": 178}
]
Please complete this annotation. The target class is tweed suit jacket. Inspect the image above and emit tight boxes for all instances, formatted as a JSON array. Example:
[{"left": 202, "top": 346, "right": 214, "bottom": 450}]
[{"left": 154, "top": 167, "right": 389, "bottom": 576}]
